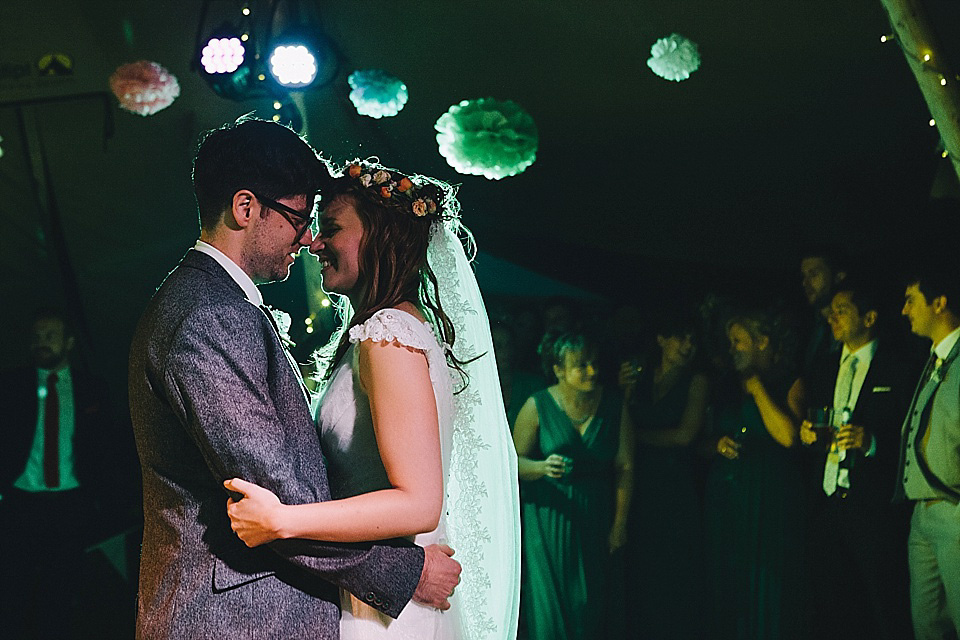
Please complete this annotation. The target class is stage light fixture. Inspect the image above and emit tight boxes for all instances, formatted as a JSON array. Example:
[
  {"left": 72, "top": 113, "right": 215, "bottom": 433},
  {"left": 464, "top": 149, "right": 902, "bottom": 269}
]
[
  {"left": 200, "top": 36, "right": 245, "bottom": 74},
  {"left": 194, "top": 22, "right": 270, "bottom": 101},
  {"left": 269, "top": 43, "right": 318, "bottom": 87}
]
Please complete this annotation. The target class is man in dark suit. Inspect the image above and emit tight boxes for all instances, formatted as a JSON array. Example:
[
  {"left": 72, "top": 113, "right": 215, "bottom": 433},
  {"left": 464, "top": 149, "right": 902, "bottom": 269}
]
[
  {"left": 0, "top": 308, "right": 121, "bottom": 638},
  {"left": 128, "top": 117, "right": 459, "bottom": 639},
  {"left": 799, "top": 248, "right": 847, "bottom": 376},
  {"left": 800, "top": 278, "right": 914, "bottom": 640},
  {"left": 896, "top": 259, "right": 960, "bottom": 639}
]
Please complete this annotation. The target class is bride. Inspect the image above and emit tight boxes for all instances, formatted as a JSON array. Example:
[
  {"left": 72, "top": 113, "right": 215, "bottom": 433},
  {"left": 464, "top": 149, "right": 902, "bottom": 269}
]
[{"left": 224, "top": 160, "right": 520, "bottom": 639}]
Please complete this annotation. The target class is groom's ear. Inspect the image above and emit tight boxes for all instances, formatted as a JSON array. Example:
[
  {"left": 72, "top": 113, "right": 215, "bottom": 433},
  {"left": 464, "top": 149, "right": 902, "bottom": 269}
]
[{"left": 229, "top": 190, "right": 256, "bottom": 230}]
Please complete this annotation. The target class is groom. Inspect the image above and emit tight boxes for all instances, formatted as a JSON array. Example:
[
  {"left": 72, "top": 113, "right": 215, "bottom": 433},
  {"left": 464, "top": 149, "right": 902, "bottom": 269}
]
[{"left": 129, "top": 117, "right": 460, "bottom": 639}]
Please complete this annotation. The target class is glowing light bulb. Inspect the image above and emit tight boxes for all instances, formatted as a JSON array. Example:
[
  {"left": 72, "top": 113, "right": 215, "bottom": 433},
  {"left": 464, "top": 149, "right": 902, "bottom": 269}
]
[
  {"left": 880, "top": 35, "right": 888, "bottom": 43},
  {"left": 304, "top": 317, "right": 313, "bottom": 326},
  {"left": 272, "top": 114, "right": 280, "bottom": 122},
  {"left": 241, "top": 33, "right": 249, "bottom": 42},
  {"left": 930, "top": 119, "right": 937, "bottom": 126},
  {"left": 321, "top": 299, "right": 331, "bottom": 308},
  {"left": 268, "top": 45, "right": 318, "bottom": 87},
  {"left": 273, "top": 101, "right": 282, "bottom": 109},
  {"left": 943, "top": 151, "right": 949, "bottom": 158},
  {"left": 941, "top": 77, "right": 948, "bottom": 86},
  {"left": 923, "top": 54, "right": 931, "bottom": 62},
  {"left": 242, "top": 7, "right": 251, "bottom": 15},
  {"left": 200, "top": 37, "right": 245, "bottom": 74},
  {"left": 306, "top": 326, "right": 314, "bottom": 334},
  {"left": 258, "top": 73, "right": 265, "bottom": 81}
]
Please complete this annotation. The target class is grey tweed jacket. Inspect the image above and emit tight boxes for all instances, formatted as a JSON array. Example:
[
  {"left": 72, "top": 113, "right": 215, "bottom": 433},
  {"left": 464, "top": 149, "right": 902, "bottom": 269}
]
[{"left": 129, "top": 250, "right": 424, "bottom": 639}]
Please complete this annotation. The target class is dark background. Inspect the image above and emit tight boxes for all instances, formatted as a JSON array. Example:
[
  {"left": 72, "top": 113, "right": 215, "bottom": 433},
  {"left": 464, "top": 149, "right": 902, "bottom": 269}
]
[{"left": 1, "top": 0, "right": 959, "bottom": 398}]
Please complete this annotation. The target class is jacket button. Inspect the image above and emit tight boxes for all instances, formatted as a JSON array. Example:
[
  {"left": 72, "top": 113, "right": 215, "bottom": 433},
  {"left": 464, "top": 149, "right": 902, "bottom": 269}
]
[{"left": 365, "top": 592, "right": 376, "bottom": 602}]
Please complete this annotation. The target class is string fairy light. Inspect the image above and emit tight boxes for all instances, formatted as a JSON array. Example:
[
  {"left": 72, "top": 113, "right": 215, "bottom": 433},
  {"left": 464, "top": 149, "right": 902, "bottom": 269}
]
[{"left": 879, "top": 24, "right": 959, "bottom": 162}]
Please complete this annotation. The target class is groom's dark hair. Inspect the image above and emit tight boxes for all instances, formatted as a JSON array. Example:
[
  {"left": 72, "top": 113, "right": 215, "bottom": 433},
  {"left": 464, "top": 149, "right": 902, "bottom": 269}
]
[{"left": 192, "top": 115, "right": 330, "bottom": 231}]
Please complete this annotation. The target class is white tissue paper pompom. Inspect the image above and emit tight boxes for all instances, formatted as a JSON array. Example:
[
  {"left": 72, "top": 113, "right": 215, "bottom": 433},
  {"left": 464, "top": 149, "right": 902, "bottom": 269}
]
[
  {"left": 647, "top": 33, "right": 701, "bottom": 82},
  {"left": 348, "top": 69, "right": 408, "bottom": 119},
  {"left": 435, "top": 97, "right": 538, "bottom": 180},
  {"left": 109, "top": 60, "right": 180, "bottom": 116}
]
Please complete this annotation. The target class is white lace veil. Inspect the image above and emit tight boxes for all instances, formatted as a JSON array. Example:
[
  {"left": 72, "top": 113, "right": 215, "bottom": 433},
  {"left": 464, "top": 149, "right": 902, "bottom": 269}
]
[
  {"left": 313, "top": 160, "right": 521, "bottom": 637},
  {"left": 426, "top": 218, "right": 521, "bottom": 640}
]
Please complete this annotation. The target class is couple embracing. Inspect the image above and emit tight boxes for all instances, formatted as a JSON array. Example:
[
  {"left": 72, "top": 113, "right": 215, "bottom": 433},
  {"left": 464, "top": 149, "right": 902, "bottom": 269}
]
[{"left": 129, "top": 117, "right": 520, "bottom": 639}]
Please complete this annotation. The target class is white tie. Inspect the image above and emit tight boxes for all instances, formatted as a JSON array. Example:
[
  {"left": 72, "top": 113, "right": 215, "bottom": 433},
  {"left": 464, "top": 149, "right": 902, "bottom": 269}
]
[{"left": 824, "top": 355, "right": 858, "bottom": 495}]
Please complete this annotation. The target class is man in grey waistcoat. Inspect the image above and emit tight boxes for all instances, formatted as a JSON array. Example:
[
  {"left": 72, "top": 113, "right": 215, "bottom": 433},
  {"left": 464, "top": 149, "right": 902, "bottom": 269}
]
[
  {"left": 896, "top": 257, "right": 960, "bottom": 640},
  {"left": 129, "top": 117, "right": 460, "bottom": 639}
]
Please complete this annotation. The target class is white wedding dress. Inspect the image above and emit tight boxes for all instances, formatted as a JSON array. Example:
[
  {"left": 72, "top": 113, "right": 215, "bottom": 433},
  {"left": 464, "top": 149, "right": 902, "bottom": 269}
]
[{"left": 316, "top": 308, "right": 462, "bottom": 640}]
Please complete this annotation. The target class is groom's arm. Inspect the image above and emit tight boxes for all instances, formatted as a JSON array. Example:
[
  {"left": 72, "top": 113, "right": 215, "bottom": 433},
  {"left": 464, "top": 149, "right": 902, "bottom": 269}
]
[{"left": 161, "top": 302, "right": 424, "bottom": 617}]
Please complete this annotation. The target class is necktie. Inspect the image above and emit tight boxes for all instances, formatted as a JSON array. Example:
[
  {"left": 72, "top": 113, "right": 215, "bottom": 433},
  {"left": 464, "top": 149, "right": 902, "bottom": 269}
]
[
  {"left": 824, "top": 355, "right": 858, "bottom": 495},
  {"left": 43, "top": 371, "right": 60, "bottom": 488}
]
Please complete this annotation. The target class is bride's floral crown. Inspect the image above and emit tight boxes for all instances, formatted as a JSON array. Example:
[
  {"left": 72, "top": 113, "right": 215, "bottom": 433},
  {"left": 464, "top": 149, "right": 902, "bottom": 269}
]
[{"left": 344, "top": 162, "right": 442, "bottom": 218}]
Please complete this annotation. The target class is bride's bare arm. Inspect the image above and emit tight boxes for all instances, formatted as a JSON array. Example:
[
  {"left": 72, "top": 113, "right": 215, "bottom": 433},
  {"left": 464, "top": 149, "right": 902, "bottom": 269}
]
[{"left": 226, "top": 339, "right": 443, "bottom": 546}]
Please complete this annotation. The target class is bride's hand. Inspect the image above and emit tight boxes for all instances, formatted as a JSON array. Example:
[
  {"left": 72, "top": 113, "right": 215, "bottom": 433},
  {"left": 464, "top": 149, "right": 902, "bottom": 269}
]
[{"left": 224, "top": 478, "right": 287, "bottom": 547}]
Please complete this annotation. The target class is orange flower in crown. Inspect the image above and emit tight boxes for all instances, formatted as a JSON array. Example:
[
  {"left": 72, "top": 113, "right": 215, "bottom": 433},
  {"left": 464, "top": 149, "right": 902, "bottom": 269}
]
[{"left": 343, "top": 161, "right": 444, "bottom": 219}]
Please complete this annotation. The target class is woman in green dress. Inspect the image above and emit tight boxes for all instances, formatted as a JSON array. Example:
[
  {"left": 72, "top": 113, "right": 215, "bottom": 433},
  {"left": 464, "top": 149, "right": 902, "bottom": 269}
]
[
  {"left": 621, "top": 311, "right": 710, "bottom": 639},
  {"left": 705, "top": 308, "right": 806, "bottom": 639},
  {"left": 513, "top": 330, "right": 634, "bottom": 640}
]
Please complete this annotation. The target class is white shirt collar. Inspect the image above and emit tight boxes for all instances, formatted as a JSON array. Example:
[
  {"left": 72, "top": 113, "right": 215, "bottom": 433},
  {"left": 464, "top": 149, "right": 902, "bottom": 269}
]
[
  {"left": 193, "top": 240, "right": 263, "bottom": 305},
  {"left": 840, "top": 339, "right": 877, "bottom": 368},
  {"left": 934, "top": 326, "right": 960, "bottom": 361}
]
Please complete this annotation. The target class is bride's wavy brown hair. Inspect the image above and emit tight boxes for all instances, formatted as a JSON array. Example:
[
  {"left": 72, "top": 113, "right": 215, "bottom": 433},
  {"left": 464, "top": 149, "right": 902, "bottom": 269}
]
[{"left": 317, "top": 160, "right": 471, "bottom": 382}]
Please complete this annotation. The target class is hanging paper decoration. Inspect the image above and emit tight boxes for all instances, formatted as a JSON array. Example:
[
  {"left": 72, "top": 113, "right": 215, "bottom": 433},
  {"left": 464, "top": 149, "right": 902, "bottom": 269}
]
[
  {"left": 647, "top": 33, "right": 701, "bottom": 82},
  {"left": 348, "top": 69, "right": 408, "bottom": 119},
  {"left": 109, "top": 61, "right": 181, "bottom": 116},
  {"left": 435, "top": 98, "right": 538, "bottom": 180}
]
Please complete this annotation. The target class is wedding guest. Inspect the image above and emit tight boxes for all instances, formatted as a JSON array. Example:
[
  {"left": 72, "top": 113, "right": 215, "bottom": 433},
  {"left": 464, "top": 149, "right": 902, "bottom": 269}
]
[
  {"left": 0, "top": 308, "right": 121, "bottom": 639},
  {"left": 799, "top": 248, "right": 847, "bottom": 375},
  {"left": 704, "top": 306, "right": 805, "bottom": 640},
  {"left": 622, "top": 309, "right": 709, "bottom": 639},
  {"left": 514, "top": 329, "right": 634, "bottom": 640},
  {"left": 896, "top": 257, "right": 960, "bottom": 639},
  {"left": 800, "top": 278, "right": 913, "bottom": 640}
]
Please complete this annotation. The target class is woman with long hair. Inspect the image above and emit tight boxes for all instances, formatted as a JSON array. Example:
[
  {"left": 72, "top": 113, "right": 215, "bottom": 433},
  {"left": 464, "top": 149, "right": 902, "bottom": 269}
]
[{"left": 222, "top": 160, "right": 520, "bottom": 639}]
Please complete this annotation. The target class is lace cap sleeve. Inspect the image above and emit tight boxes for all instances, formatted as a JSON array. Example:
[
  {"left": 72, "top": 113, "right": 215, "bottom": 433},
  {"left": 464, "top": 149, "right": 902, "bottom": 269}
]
[{"left": 347, "top": 309, "right": 437, "bottom": 353}]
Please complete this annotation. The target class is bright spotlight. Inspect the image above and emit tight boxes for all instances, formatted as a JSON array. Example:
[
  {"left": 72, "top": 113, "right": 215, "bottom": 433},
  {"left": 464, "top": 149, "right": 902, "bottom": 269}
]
[
  {"left": 269, "top": 44, "right": 318, "bottom": 87},
  {"left": 201, "top": 37, "right": 245, "bottom": 74}
]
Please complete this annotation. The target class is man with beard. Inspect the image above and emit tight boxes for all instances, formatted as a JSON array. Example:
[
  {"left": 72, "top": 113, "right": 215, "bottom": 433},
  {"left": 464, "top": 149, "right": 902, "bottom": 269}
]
[
  {"left": 0, "top": 308, "right": 119, "bottom": 638},
  {"left": 800, "top": 249, "right": 847, "bottom": 375},
  {"left": 128, "top": 117, "right": 458, "bottom": 639}
]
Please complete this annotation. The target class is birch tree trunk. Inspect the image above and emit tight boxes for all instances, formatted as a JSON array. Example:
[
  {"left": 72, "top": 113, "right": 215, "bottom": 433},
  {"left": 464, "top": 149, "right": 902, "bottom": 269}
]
[{"left": 880, "top": 0, "right": 960, "bottom": 182}]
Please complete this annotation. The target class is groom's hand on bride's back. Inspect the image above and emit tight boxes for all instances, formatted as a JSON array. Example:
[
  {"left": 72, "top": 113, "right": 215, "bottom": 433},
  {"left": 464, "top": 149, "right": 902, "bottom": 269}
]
[{"left": 413, "top": 544, "right": 461, "bottom": 610}]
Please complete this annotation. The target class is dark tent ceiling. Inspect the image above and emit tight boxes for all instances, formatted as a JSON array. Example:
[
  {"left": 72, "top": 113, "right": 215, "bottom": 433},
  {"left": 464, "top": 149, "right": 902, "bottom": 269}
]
[{"left": 1, "top": 0, "right": 958, "bottom": 386}]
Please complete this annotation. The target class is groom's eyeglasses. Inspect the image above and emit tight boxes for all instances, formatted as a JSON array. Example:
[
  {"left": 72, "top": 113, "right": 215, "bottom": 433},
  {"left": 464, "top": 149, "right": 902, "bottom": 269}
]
[{"left": 251, "top": 192, "right": 319, "bottom": 246}]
